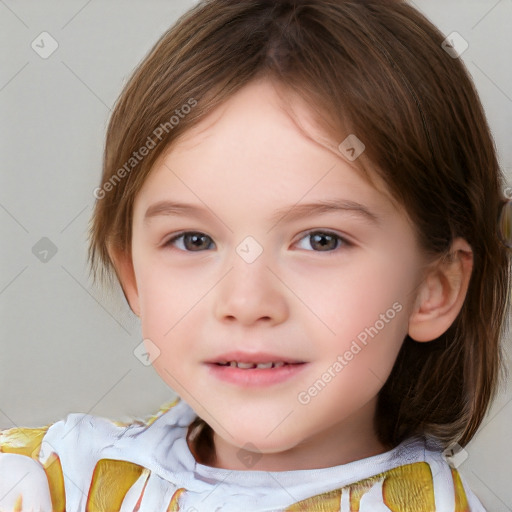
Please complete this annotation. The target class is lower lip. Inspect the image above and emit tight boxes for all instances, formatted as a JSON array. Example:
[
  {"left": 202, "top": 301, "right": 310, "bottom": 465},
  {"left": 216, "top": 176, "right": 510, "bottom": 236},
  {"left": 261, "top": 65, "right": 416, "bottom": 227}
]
[{"left": 205, "top": 363, "right": 308, "bottom": 387}]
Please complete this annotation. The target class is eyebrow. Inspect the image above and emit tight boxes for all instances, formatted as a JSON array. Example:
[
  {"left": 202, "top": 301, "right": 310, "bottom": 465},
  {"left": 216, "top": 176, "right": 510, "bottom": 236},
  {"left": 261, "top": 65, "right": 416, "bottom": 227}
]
[{"left": 143, "top": 199, "right": 381, "bottom": 226}]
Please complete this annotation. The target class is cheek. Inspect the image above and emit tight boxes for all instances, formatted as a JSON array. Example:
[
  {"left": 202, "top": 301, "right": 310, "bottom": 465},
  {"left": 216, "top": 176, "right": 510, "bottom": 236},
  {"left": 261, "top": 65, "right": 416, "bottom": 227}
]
[
  {"left": 137, "top": 274, "right": 171, "bottom": 334},
  {"left": 295, "top": 261, "right": 413, "bottom": 393},
  {"left": 298, "top": 257, "right": 411, "bottom": 339},
  {"left": 135, "top": 258, "right": 198, "bottom": 329},
  {"left": 134, "top": 261, "right": 209, "bottom": 366},
  {"left": 135, "top": 269, "right": 199, "bottom": 384}
]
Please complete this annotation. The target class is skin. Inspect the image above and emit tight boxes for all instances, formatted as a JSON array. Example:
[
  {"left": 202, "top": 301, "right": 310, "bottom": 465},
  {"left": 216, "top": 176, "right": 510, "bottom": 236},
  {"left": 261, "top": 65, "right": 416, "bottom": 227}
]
[{"left": 111, "top": 77, "right": 473, "bottom": 471}]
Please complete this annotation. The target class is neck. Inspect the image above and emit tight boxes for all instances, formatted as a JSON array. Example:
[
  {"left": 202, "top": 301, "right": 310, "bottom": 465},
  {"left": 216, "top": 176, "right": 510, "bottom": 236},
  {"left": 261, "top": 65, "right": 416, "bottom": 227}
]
[{"left": 191, "top": 398, "right": 393, "bottom": 471}]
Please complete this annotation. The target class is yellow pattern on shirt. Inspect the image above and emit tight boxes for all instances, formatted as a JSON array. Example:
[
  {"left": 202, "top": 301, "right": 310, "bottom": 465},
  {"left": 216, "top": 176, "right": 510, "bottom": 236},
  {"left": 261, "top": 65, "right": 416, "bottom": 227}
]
[{"left": 0, "top": 403, "right": 471, "bottom": 512}]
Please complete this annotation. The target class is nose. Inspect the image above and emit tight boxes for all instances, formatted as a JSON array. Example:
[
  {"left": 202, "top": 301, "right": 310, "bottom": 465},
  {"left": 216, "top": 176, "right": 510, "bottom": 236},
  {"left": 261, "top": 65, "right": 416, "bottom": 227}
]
[{"left": 214, "top": 250, "right": 289, "bottom": 327}]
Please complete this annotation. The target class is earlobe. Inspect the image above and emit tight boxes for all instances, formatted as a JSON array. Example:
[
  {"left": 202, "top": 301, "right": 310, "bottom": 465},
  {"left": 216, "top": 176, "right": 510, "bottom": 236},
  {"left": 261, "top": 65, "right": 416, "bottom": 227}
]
[
  {"left": 108, "top": 245, "right": 141, "bottom": 317},
  {"left": 408, "top": 238, "right": 473, "bottom": 342}
]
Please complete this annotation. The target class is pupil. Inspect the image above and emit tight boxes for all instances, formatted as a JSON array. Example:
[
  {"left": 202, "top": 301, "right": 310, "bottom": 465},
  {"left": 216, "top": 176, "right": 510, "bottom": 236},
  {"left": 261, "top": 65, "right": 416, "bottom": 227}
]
[
  {"left": 312, "top": 233, "right": 335, "bottom": 250},
  {"left": 187, "top": 233, "right": 208, "bottom": 250}
]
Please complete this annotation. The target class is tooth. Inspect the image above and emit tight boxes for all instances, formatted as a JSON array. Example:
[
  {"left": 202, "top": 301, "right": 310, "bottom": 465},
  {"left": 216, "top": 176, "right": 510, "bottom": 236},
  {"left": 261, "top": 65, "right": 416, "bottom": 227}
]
[
  {"left": 237, "top": 362, "right": 257, "bottom": 369},
  {"left": 256, "top": 362, "right": 273, "bottom": 369},
  {"left": 220, "top": 361, "right": 291, "bottom": 369}
]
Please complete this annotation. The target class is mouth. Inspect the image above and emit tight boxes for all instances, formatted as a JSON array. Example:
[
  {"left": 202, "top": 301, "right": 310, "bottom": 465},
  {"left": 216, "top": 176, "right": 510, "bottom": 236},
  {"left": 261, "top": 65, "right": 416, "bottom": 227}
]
[
  {"left": 207, "top": 351, "right": 306, "bottom": 368},
  {"left": 205, "top": 352, "right": 307, "bottom": 386},
  {"left": 214, "top": 361, "right": 304, "bottom": 369}
]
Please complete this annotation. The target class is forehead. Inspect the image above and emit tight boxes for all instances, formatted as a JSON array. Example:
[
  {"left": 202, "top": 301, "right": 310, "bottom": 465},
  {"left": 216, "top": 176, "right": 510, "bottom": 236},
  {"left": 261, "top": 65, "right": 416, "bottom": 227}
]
[
  {"left": 171, "top": 78, "right": 347, "bottom": 161},
  {"left": 137, "top": 78, "right": 399, "bottom": 218}
]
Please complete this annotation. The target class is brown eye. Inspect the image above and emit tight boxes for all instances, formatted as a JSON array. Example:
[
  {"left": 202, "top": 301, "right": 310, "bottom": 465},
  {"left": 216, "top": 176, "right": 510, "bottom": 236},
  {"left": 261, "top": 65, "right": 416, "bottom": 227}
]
[
  {"left": 309, "top": 232, "right": 339, "bottom": 251},
  {"left": 164, "top": 232, "right": 215, "bottom": 251},
  {"left": 295, "top": 231, "right": 351, "bottom": 252}
]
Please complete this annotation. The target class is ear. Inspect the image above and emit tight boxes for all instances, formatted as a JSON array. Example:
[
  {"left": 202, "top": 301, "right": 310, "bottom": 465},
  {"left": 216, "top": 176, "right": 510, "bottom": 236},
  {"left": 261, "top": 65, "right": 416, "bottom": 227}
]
[
  {"left": 108, "top": 245, "right": 141, "bottom": 317},
  {"left": 408, "top": 238, "right": 473, "bottom": 342}
]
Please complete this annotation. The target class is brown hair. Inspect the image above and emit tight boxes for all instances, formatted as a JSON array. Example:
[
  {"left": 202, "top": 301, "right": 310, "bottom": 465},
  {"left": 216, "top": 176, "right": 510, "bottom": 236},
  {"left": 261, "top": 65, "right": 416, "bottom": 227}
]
[{"left": 88, "top": 0, "right": 511, "bottom": 464}]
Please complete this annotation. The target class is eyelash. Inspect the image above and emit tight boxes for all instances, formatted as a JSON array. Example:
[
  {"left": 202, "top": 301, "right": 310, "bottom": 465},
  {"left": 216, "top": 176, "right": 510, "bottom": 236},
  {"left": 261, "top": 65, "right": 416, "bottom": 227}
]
[{"left": 162, "top": 230, "right": 353, "bottom": 253}]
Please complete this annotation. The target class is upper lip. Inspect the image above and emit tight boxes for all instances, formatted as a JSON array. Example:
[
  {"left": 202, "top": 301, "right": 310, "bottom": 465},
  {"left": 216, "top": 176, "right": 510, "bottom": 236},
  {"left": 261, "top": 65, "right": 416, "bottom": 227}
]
[{"left": 206, "top": 351, "right": 306, "bottom": 364}]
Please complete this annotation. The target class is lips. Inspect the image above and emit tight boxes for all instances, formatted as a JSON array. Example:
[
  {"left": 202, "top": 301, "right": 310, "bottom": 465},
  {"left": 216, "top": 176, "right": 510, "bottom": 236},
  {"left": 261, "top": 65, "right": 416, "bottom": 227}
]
[{"left": 206, "top": 351, "right": 308, "bottom": 386}]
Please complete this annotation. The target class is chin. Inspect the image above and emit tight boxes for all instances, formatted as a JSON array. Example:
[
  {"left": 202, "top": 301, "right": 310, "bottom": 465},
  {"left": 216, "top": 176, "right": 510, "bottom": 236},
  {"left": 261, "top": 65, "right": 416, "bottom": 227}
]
[{"left": 229, "top": 428, "right": 302, "bottom": 455}]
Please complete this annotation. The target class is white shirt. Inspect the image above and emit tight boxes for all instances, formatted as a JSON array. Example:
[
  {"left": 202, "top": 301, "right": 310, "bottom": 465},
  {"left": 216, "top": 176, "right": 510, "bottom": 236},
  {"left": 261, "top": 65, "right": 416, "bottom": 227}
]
[{"left": 0, "top": 397, "right": 487, "bottom": 511}]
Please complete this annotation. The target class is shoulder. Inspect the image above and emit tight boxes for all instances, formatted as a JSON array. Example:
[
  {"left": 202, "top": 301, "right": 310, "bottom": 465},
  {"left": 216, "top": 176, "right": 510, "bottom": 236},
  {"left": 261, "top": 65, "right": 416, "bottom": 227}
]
[
  {"left": 0, "top": 452, "right": 53, "bottom": 511},
  {"left": 377, "top": 436, "right": 488, "bottom": 512},
  {"left": 291, "top": 437, "right": 488, "bottom": 511},
  {"left": 39, "top": 397, "right": 182, "bottom": 461},
  {"left": 0, "top": 399, "right": 183, "bottom": 511},
  {"left": 0, "top": 424, "right": 55, "bottom": 511},
  {"left": 297, "top": 435, "right": 488, "bottom": 512}
]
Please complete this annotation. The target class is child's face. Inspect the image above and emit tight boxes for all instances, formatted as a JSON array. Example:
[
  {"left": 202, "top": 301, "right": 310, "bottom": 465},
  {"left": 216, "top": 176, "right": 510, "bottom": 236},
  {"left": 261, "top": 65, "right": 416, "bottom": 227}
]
[{"left": 126, "top": 78, "right": 430, "bottom": 470}]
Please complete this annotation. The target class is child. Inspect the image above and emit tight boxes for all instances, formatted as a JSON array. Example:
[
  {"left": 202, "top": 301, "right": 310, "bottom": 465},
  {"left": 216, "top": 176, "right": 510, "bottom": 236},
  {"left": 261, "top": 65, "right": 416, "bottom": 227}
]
[{"left": 1, "top": 0, "right": 511, "bottom": 510}]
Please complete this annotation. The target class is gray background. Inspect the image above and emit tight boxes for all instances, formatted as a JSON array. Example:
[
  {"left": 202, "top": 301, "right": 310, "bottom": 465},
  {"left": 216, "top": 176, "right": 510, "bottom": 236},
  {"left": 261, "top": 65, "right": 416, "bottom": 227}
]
[{"left": 0, "top": 0, "right": 511, "bottom": 509}]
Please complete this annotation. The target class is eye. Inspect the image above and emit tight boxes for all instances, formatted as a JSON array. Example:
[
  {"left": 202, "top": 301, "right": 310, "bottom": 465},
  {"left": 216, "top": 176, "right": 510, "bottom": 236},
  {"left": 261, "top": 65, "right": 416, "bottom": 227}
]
[
  {"left": 163, "top": 231, "right": 215, "bottom": 251},
  {"left": 162, "top": 230, "right": 351, "bottom": 253},
  {"left": 294, "top": 230, "right": 351, "bottom": 252}
]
